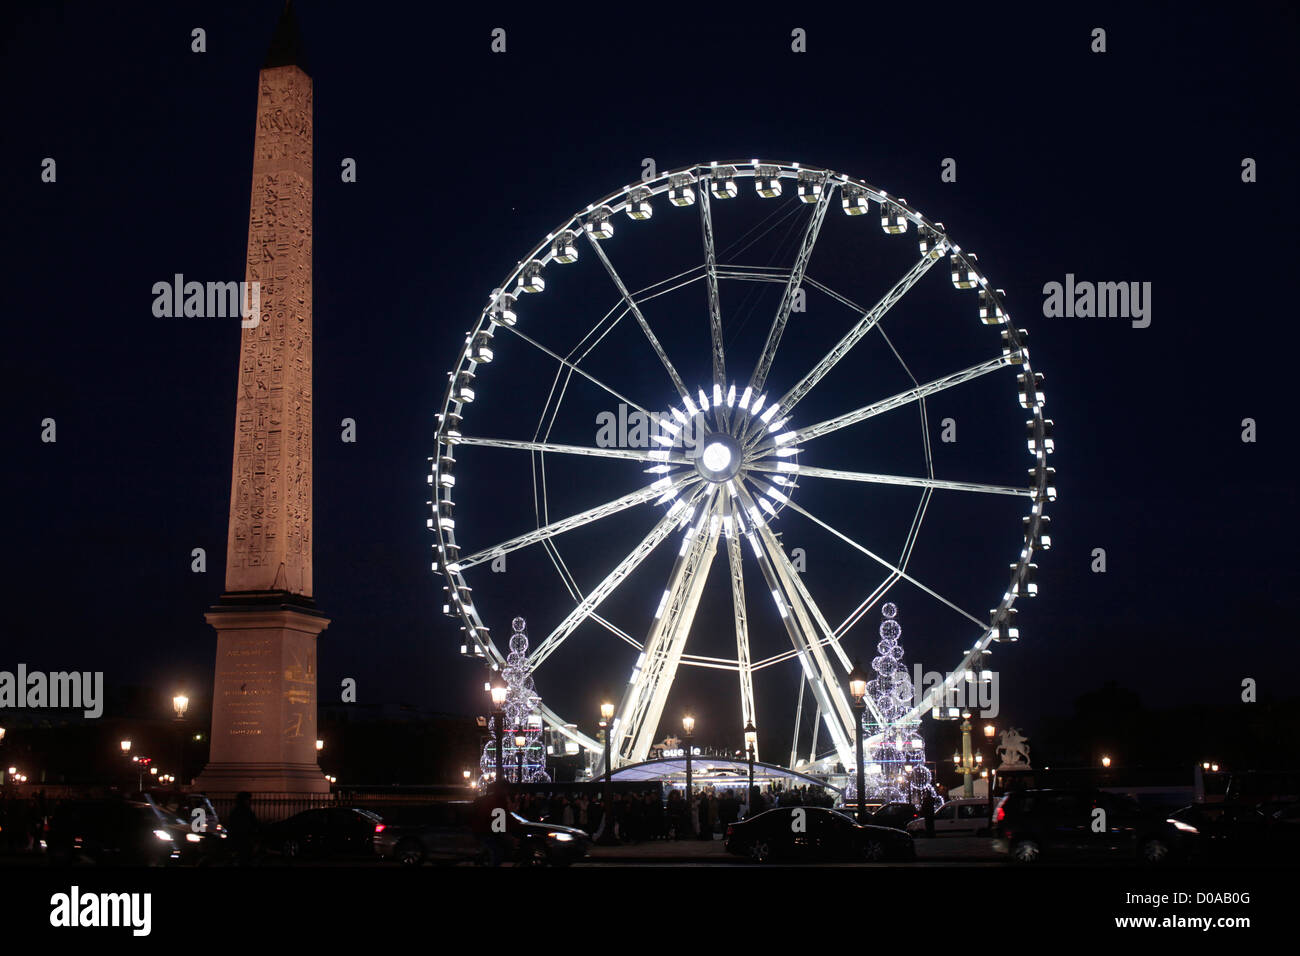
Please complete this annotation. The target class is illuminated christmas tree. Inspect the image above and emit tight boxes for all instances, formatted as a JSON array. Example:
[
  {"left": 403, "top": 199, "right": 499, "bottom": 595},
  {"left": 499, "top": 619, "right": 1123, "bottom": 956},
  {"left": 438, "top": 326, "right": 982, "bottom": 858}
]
[
  {"left": 861, "top": 603, "right": 941, "bottom": 808},
  {"left": 479, "top": 616, "right": 551, "bottom": 784}
]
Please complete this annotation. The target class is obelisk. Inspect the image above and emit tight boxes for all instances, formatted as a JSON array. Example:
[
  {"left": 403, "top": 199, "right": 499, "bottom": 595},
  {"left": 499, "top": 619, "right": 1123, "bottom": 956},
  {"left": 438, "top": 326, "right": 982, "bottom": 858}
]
[{"left": 195, "top": 1, "right": 329, "bottom": 795}]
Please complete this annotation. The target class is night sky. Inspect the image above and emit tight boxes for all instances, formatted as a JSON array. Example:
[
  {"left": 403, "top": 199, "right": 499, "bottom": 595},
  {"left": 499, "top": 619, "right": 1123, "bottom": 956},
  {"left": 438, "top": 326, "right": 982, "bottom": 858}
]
[{"left": 2, "top": 0, "right": 1297, "bottom": 763}]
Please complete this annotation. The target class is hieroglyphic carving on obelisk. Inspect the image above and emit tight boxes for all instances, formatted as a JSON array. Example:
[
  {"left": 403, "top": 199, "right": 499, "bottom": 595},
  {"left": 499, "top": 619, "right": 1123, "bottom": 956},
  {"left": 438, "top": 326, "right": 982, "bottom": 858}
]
[{"left": 225, "top": 59, "right": 314, "bottom": 597}]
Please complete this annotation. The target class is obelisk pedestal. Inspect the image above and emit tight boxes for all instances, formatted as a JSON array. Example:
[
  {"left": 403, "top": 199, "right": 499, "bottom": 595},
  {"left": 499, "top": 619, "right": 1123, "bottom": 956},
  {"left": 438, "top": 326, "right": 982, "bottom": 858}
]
[
  {"left": 195, "top": 2, "right": 327, "bottom": 796},
  {"left": 199, "top": 595, "right": 328, "bottom": 793}
]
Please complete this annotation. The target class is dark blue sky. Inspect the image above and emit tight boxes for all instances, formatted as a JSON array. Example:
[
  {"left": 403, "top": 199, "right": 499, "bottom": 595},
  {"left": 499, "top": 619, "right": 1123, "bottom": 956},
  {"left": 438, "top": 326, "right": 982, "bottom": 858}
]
[{"left": 2, "top": 0, "right": 1296, "bottom": 760}]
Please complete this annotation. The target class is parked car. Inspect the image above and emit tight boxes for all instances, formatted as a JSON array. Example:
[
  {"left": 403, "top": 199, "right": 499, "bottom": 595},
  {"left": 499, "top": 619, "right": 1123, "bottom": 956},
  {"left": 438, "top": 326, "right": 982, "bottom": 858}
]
[
  {"left": 725, "top": 806, "right": 915, "bottom": 863},
  {"left": 45, "top": 799, "right": 183, "bottom": 866},
  {"left": 870, "top": 802, "right": 922, "bottom": 831},
  {"left": 372, "top": 801, "right": 590, "bottom": 867},
  {"left": 373, "top": 802, "right": 485, "bottom": 866},
  {"left": 1267, "top": 800, "right": 1300, "bottom": 831},
  {"left": 1166, "top": 804, "right": 1272, "bottom": 862},
  {"left": 993, "top": 788, "right": 1192, "bottom": 864},
  {"left": 264, "top": 807, "right": 383, "bottom": 860},
  {"left": 905, "top": 797, "right": 991, "bottom": 837}
]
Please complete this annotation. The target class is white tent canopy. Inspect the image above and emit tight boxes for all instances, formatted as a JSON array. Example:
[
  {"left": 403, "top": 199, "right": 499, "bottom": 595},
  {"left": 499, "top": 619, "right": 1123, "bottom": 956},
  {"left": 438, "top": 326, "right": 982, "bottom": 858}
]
[{"left": 610, "top": 756, "right": 842, "bottom": 793}]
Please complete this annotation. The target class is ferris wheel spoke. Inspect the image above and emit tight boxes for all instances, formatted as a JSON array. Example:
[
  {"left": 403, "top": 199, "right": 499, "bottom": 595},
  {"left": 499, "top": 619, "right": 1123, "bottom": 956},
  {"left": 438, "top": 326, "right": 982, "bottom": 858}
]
[
  {"left": 503, "top": 324, "right": 653, "bottom": 418},
  {"left": 455, "top": 435, "right": 692, "bottom": 466},
  {"left": 747, "top": 183, "right": 836, "bottom": 398},
  {"left": 584, "top": 231, "right": 691, "bottom": 403},
  {"left": 749, "top": 463, "right": 1033, "bottom": 498},
  {"left": 526, "top": 486, "right": 710, "bottom": 673},
  {"left": 825, "top": 484, "right": 930, "bottom": 640},
  {"left": 787, "top": 355, "right": 1012, "bottom": 447},
  {"left": 455, "top": 473, "right": 699, "bottom": 570},
  {"left": 699, "top": 186, "right": 726, "bottom": 391},
  {"left": 716, "top": 265, "right": 789, "bottom": 283},
  {"left": 783, "top": 496, "right": 987, "bottom": 631},
  {"left": 729, "top": 485, "right": 854, "bottom": 767},
  {"left": 610, "top": 490, "right": 723, "bottom": 767},
  {"left": 779, "top": 251, "right": 946, "bottom": 416},
  {"left": 743, "top": 490, "right": 882, "bottom": 732},
  {"left": 832, "top": 571, "right": 904, "bottom": 642},
  {"left": 724, "top": 501, "right": 757, "bottom": 752}
]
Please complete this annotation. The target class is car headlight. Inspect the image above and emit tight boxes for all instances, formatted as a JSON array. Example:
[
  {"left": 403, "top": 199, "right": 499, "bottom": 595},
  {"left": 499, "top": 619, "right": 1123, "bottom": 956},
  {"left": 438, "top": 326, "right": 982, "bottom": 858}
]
[
  {"left": 186, "top": 833, "right": 202, "bottom": 843},
  {"left": 153, "top": 829, "right": 172, "bottom": 841},
  {"left": 547, "top": 832, "right": 575, "bottom": 842},
  {"left": 1167, "top": 819, "right": 1198, "bottom": 834}
]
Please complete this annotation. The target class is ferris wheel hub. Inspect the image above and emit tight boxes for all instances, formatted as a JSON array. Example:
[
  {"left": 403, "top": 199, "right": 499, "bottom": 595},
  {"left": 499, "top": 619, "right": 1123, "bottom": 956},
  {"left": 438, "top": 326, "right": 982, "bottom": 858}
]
[{"left": 695, "top": 432, "right": 742, "bottom": 482}]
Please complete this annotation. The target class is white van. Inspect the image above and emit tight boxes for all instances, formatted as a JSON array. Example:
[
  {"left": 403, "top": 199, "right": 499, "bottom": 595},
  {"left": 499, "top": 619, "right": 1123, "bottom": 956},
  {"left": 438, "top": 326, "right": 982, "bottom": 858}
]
[{"left": 906, "top": 797, "right": 991, "bottom": 836}]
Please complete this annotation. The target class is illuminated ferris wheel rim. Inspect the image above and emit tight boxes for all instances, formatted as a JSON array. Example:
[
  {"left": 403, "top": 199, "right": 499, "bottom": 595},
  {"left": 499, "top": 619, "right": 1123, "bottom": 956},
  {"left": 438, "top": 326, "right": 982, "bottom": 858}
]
[{"left": 429, "top": 159, "right": 1054, "bottom": 772}]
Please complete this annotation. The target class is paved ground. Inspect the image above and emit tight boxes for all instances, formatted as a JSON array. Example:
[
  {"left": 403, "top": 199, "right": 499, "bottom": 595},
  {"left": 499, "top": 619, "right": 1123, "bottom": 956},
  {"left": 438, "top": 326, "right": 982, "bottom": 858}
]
[
  {"left": 584, "top": 834, "right": 1000, "bottom": 864},
  {"left": 0, "top": 835, "right": 1002, "bottom": 868}
]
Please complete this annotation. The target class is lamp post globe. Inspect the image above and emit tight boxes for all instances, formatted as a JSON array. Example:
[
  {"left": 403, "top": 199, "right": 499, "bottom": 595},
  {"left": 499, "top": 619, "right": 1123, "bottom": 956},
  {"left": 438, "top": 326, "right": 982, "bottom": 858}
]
[
  {"left": 597, "top": 702, "right": 619, "bottom": 845},
  {"left": 848, "top": 660, "right": 868, "bottom": 822},
  {"left": 743, "top": 719, "right": 758, "bottom": 816},
  {"left": 490, "top": 682, "right": 508, "bottom": 787},
  {"left": 682, "top": 714, "right": 696, "bottom": 836}
]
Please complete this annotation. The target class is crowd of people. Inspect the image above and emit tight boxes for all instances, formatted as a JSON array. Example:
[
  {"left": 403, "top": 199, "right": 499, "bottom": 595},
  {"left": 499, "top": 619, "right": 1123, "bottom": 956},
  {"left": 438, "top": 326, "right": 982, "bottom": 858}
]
[
  {"left": 504, "top": 781, "right": 837, "bottom": 842},
  {"left": 0, "top": 793, "right": 48, "bottom": 853}
]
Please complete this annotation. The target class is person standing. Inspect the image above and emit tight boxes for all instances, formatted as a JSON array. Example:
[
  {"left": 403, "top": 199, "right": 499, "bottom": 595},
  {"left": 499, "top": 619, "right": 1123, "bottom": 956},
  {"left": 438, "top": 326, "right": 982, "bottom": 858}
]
[{"left": 227, "top": 791, "right": 259, "bottom": 866}]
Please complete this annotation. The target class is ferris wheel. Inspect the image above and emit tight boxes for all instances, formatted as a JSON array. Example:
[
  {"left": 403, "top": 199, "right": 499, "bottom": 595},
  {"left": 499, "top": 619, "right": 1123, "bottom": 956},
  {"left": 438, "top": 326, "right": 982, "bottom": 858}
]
[{"left": 429, "top": 160, "right": 1054, "bottom": 775}]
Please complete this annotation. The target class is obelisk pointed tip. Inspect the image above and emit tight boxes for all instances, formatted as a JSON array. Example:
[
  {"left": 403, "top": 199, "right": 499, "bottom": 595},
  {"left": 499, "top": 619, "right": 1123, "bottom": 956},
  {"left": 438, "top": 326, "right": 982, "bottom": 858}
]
[{"left": 263, "top": 0, "right": 306, "bottom": 73}]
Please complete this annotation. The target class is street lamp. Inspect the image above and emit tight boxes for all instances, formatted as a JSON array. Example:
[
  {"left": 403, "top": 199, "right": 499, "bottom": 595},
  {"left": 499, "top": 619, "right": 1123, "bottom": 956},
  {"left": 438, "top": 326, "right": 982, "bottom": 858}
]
[
  {"left": 120, "top": 739, "right": 131, "bottom": 753},
  {"left": 491, "top": 683, "right": 508, "bottom": 788},
  {"left": 848, "top": 660, "right": 868, "bottom": 822},
  {"left": 744, "top": 719, "right": 758, "bottom": 816},
  {"left": 172, "top": 693, "right": 189, "bottom": 785},
  {"left": 682, "top": 715, "right": 696, "bottom": 836},
  {"left": 953, "top": 711, "right": 981, "bottom": 797},
  {"left": 984, "top": 723, "right": 996, "bottom": 739},
  {"left": 463, "top": 769, "right": 472, "bottom": 787},
  {"left": 598, "top": 702, "right": 617, "bottom": 845},
  {"left": 1101, "top": 755, "right": 1112, "bottom": 768},
  {"left": 315, "top": 739, "right": 324, "bottom": 753}
]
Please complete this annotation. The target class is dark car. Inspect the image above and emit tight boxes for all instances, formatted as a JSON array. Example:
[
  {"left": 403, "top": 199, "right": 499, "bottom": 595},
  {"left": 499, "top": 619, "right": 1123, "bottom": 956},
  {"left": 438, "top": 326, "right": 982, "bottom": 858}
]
[
  {"left": 1167, "top": 804, "right": 1272, "bottom": 862},
  {"left": 376, "top": 800, "right": 589, "bottom": 867},
  {"left": 725, "top": 806, "right": 915, "bottom": 863},
  {"left": 870, "top": 802, "right": 922, "bottom": 831},
  {"left": 264, "top": 807, "right": 383, "bottom": 860},
  {"left": 993, "top": 788, "right": 1192, "bottom": 864},
  {"left": 131, "top": 790, "right": 226, "bottom": 863},
  {"left": 1267, "top": 800, "right": 1300, "bottom": 832},
  {"left": 45, "top": 799, "right": 183, "bottom": 866},
  {"left": 373, "top": 802, "right": 485, "bottom": 866},
  {"left": 507, "top": 812, "right": 591, "bottom": 867}
]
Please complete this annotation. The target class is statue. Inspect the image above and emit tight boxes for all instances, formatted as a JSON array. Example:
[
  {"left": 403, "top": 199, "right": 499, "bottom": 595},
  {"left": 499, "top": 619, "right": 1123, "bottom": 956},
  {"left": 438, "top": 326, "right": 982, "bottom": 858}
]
[{"left": 996, "top": 728, "right": 1031, "bottom": 769}]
